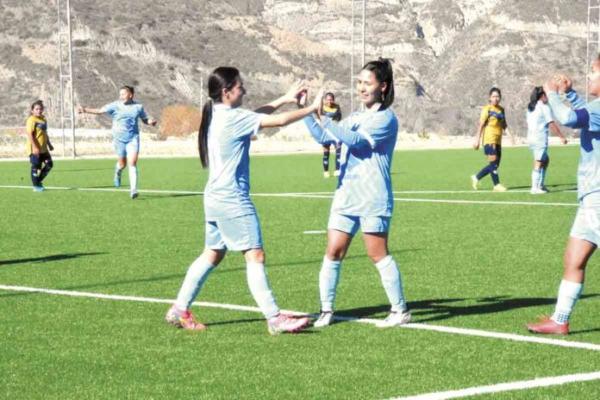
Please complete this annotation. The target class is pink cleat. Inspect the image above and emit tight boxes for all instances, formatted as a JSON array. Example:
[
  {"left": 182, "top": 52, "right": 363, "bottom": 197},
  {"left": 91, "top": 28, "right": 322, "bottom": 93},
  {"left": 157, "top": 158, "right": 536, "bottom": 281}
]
[
  {"left": 267, "top": 313, "right": 310, "bottom": 335},
  {"left": 527, "top": 316, "right": 569, "bottom": 335},
  {"left": 165, "top": 305, "right": 206, "bottom": 331}
]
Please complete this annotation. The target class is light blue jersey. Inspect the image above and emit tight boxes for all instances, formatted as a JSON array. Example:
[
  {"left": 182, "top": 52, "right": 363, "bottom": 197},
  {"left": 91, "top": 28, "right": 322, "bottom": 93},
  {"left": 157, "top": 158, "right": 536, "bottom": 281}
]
[
  {"left": 203, "top": 104, "right": 266, "bottom": 220},
  {"left": 304, "top": 107, "right": 398, "bottom": 217},
  {"left": 527, "top": 102, "right": 554, "bottom": 148},
  {"left": 101, "top": 100, "right": 148, "bottom": 142},
  {"left": 548, "top": 90, "right": 600, "bottom": 200}
]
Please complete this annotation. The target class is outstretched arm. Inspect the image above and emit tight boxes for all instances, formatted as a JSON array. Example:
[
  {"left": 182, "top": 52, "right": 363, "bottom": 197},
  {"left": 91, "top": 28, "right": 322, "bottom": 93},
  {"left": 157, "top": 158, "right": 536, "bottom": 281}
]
[
  {"left": 259, "top": 88, "right": 323, "bottom": 128},
  {"left": 255, "top": 81, "right": 306, "bottom": 115},
  {"left": 77, "top": 105, "right": 104, "bottom": 115}
]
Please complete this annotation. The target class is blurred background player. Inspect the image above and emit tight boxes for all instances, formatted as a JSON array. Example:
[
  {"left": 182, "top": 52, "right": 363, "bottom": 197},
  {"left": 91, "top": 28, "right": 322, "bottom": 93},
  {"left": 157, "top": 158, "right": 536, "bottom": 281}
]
[
  {"left": 527, "top": 66, "right": 600, "bottom": 335},
  {"left": 26, "top": 100, "right": 53, "bottom": 192},
  {"left": 321, "top": 92, "right": 342, "bottom": 178},
  {"left": 304, "top": 58, "right": 410, "bottom": 329},
  {"left": 471, "top": 87, "right": 508, "bottom": 192},
  {"left": 77, "top": 85, "right": 157, "bottom": 199},
  {"left": 165, "top": 67, "right": 322, "bottom": 335},
  {"left": 526, "top": 86, "right": 568, "bottom": 194}
]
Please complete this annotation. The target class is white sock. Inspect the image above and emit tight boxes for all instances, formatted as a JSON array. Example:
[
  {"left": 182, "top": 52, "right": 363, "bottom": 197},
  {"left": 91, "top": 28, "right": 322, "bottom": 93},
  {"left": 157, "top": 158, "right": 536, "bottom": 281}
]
[
  {"left": 246, "top": 262, "right": 279, "bottom": 319},
  {"left": 375, "top": 255, "right": 407, "bottom": 312},
  {"left": 551, "top": 279, "right": 583, "bottom": 324},
  {"left": 175, "top": 255, "right": 215, "bottom": 310},
  {"left": 129, "top": 165, "right": 138, "bottom": 193},
  {"left": 319, "top": 256, "right": 341, "bottom": 312},
  {"left": 115, "top": 162, "right": 124, "bottom": 176},
  {"left": 531, "top": 169, "right": 541, "bottom": 190}
]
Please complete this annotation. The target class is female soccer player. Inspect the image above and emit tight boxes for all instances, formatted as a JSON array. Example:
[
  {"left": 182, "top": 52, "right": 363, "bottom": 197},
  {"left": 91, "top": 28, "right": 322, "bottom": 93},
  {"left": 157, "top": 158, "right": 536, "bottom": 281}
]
[
  {"left": 26, "top": 100, "right": 54, "bottom": 192},
  {"left": 303, "top": 58, "right": 410, "bottom": 328},
  {"left": 526, "top": 86, "right": 568, "bottom": 194},
  {"left": 77, "top": 86, "right": 157, "bottom": 199},
  {"left": 471, "top": 87, "right": 508, "bottom": 192},
  {"left": 321, "top": 92, "right": 342, "bottom": 178},
  {"left": 527, "top": 70, "right": 600, "bottom": 335},
  {"left": 165, "top": 67, "right": 322, "bottom": 335}
]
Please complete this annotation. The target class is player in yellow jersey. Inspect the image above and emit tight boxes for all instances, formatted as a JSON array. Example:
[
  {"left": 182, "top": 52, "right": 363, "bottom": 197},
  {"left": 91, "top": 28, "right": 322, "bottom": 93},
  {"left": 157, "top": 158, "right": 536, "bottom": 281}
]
[
  {"left": 26, "top": 100, "right": 54, "bottom": 192},
  {"left": 471, "top": 87, "right": 508, "bottom": 192},
  {"left": 320, "top": 92, "right": 342, "bottom": 177}
]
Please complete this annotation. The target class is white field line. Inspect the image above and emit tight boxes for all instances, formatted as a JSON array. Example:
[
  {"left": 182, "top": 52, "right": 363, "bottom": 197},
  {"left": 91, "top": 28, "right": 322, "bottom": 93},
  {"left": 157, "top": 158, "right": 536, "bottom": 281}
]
[
  {"left": 303, "top": 230, "right": 327, "bottom": 234},
  {"left": 0, "top": 185, "right": 578, "bottom": 207},
  {"left": 0, "top": 284, "right": 599, "bottom": 352},
  {"left": 391, "top": 371, "right": 600, "bottom": 400}
]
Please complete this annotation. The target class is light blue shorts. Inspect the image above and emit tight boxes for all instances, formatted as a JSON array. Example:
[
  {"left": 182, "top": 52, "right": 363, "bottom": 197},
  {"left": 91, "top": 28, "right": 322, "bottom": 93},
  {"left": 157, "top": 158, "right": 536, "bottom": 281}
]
[
  {"left": 530, "top": 146, "right": 548, "bottom": 162},
  {"left": 113, "top": 135, "right": 140, "bottom": 158},
  {"left": 205, "top": 213, "right": 263, "bottom": 251},
  {"left": 327, "top": 213, "right": 391, "bottom": 236},
  {"left": 570, "top": 192, "right": 600, "bottom": 246}
]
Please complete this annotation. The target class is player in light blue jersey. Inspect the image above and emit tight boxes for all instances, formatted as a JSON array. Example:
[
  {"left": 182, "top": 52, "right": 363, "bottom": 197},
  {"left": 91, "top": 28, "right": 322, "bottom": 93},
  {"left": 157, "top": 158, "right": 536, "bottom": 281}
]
[
  {"left": 78, "top": 85, "right": 157, "bottom": 199},
  {"left": 303, "top": 58, "right": 410, "bottom": 329},
  {"left": 166, "top": 66, "right": 322, "bottom": 335},
  {"left": 527, "top": 66, "right": 600, "bottom": 335},
  {"left": 526, "top": 86, "right": 567, "bottom": 194}
]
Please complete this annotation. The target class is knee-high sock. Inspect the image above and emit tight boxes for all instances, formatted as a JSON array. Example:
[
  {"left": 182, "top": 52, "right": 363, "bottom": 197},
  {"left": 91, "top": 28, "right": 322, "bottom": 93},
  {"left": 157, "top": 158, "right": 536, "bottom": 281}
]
[
  {"left": 175, "top": 256, "right": 215, "bottom": 310},
  {"left": 115, "top": 162, "right": 124, "bottom": 176},
  {"left": 129, "top": 165, "right": 138, "bottom": 193},
  {"left": 375, "top": 255, "right": 407, "bottom": 312},
  {"left": 552, "top": 279, "right": 583, "bottom": 324},
  {"left": 319, "top": 256, "right": 341, "bottom": 312},
  {"left": 490, "top": 162, "right": 500, "bottom": 185},
  {"left": 531, "top": 169, "right": 541, "bottom": 190},
  {"left": 335, "top": 146, "right": 341, "bottom": 171},
  {"left": 39, "top": 158, "right": 53, "bottom": 182},
  {"left": 540, "top": 167, "right": 547, "bottom": 187},
  {"left": 323, "top": 149, "right": 330, "bottom": 172},
  {"left": 30, "top": 161, "right": 41, "bottom": 186},
  {"left": 246, "top": 262, "right": 279, "bottom": 319}
]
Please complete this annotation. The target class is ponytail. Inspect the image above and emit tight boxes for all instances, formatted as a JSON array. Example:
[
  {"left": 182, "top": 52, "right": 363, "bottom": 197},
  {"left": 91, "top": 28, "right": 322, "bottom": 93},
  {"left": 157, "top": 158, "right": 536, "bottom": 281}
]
[
  {"left": 362, "top": 58, "right": 395, "bottom": 109},
  {"left": 527, "top": 86, "right": 544, "bottom": 112},
  {"left": 198, "top": 99, "right": 213, "bottom": 168}
]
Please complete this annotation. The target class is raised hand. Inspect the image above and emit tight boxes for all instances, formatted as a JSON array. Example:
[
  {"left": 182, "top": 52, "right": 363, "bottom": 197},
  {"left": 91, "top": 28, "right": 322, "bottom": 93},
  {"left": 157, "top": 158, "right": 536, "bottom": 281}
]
[
  {"left": 310, "top": 88, "right": 325, "bottom": 113},
  {"left": 554, "top": 74, "right": 572, "bottom": 93},
  {"left": 543, "top": 78, "right": 559, "bottom": 95},
  {"left": 283, "top": 80, "right": 307, "bottom": 104}
]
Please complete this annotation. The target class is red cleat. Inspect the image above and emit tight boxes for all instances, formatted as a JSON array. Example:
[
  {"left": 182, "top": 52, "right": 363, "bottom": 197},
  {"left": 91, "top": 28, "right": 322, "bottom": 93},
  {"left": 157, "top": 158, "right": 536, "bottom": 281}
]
[{"left": 527, "top": 316, "right": 569, "bottom": 335}]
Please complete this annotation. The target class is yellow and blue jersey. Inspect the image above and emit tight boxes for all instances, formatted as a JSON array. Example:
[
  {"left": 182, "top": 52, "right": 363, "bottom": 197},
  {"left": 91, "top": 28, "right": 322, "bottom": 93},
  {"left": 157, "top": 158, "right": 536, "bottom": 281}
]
[
  {"left": 25, "top": 115, "right": 49, "bottom": 155},
  {"left": 480, "top": 104, "right": 506, "bottom": 145},
  {"left": 322, "top": 104, "right": 342, "bottom": 121}
]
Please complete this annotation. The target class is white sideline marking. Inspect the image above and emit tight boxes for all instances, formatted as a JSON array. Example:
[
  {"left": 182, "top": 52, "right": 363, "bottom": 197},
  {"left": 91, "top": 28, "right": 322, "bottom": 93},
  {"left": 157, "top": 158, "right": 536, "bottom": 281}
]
[
  {"left": 1, "top": 284, "right": 599, "bottom": 352},
  {"left": 0, "top": 185, "right": 578, "bottom": 207},
  {"left": 391, "top": 371, "right": 600, "bottom": 400},
  {"left": 303, "top": 230, "right": 327, "bottom": 234}
]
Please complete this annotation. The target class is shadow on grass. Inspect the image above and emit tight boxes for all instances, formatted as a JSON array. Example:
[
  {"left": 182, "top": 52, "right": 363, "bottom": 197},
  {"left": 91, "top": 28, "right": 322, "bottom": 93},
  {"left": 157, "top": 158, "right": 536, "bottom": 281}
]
[
  {"left": 508, "top": 183, "right": 577, "bottom": 192},
  {"left": 0, "top": 252, "right": 106, "bottom": 266},
  {"left": 138, "top": 193, "right": 200, "bottom": 200}
]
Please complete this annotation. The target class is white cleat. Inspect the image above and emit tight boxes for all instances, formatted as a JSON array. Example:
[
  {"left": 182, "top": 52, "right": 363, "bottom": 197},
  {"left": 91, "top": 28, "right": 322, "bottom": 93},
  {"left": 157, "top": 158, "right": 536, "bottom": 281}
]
[
  {"left": 470, "top": 175, "right": 479, "bottom": 190},
  {"left": 334, "top": 170, "right": 341, "bottom": 177},
  {"left": 313, "top": 311, "right": 334, "bottom": 328},
  {"left": 492, "top": 184, "right": 507, "bottom": 192},
  {"left": 324, "top": 171, "right": 331, "bottom": 178},
  {"left": 376, "top": 310, "right": 412, "bottom": 328},
  {"left": 530, "top": 187, "right": 548, "bottom": 195},
  {"left": 267, "top": 313, "right": 310, "bottom": 335}
]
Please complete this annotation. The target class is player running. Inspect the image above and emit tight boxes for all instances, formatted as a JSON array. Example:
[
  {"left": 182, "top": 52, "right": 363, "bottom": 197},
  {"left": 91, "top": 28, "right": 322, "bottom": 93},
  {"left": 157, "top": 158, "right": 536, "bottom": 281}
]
[
  {"left": 471, "top": 88, "right": 509, "bottom": 192},
  {"left": 166, "top": 67, "right": 322, "bottom": 335},
  {"left": 26, "top": 100, "right": 54, "bottom": 192},
  {"left": 526, "top": 86, "right": 568, "bottom": 194},
  {"left": 527, "top": 68, "right": 600, "bottom": 335},
  {"left": 321, "top": 92, "right": 342, "bottom": 178},
  {"left": 303, "top": 58, "right": 411, "bottom": 329},
  {"left": 77, "top": 85, "right": 157, "bottom": 199}
]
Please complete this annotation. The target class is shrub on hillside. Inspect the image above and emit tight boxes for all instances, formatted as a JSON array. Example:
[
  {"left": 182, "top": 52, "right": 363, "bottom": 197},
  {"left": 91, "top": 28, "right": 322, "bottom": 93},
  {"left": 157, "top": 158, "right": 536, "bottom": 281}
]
[{"left": 159, "top": 104, "right": 201, "bottom": 140}]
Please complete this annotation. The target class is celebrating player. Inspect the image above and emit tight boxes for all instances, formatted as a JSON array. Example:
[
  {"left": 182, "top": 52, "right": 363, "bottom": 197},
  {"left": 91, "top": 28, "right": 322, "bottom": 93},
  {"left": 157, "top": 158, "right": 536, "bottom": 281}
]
[
  {"left": 303, "top": 58, "right": 410, "bottom": 328},
  {"left": 526, "top": 86, "right": 568, "bottom": 194},
  {"left": 471, "top": 88, "right": 508, "bottom": 192},
  {"left": 26, "top": 100, "right": 54, "bottom": 192},
  {"left": 166, "top": 67, "right": 322, "bottom": 335},
  {"left": 321, "top": 92, "right": 342, "bottom": 178},
  {"left": 527, "top": 68, "right": 600, "bottom": 335},
  {"left": 77, "top": 85, "right": 157, "bottom": 199}
]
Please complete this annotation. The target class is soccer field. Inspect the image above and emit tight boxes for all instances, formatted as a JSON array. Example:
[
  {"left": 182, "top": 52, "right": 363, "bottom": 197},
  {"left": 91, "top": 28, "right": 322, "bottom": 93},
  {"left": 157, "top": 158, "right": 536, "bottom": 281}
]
[{"left": 1, "top": 145, "right": 600, "bottom": 399}]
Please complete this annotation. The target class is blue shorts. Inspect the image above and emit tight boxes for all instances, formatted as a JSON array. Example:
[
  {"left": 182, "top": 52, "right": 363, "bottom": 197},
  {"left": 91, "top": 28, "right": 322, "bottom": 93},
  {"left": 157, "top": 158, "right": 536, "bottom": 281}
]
[
  {"left": 483, "top": 144, "right": 501, "bottom": 157},
  {"left": 530, "top": 146, "right": 548, "bottom": 162},
  {"left": 570, "top": 193, "right": 600, "bottom": 246},
  {"left": 205, "top": 214, "right": 263, "bottom": 251},
  {"left": 113, "top": 135, "right": 140, "bottom": 158},
  {"left": 328, "top": 213, "right": 391, "bottom": 236}
]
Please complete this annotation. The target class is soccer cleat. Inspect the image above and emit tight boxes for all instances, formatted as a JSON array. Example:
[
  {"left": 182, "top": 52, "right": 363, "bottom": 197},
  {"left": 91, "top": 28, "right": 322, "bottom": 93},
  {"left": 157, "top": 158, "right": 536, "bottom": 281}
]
[
  {"left": 165, "top": 305, "right": 206, "bottom": 331},
  {"left": 334, "top": 170, "right": 341, "bottom": 177},
  {"left": 113, "top": 172, "right": 121, "bottom": 188},
  {"left": 530, "top": 187, "right": 548, "bottom": 195},
  {"left": 32, "top": 185, "right": 45, "bottom": 192},
  {"left": 493, "top": 184, "right": 507, "bottom": 192},
  {"left": 527, "top": 316, "right": 569, "bottom": 335},
  {"left": 267, "top": 313, "right": 310, "bottom": 335},
  {"left": 470, "top": 175, "right": 479, "bottom": 190},
  {"left": 324, "top": 171, "right": 331, "bottom": 178},
  {"left": 376, "top": 310, "right": 412, "bottom": 328},
  {"left": 313, "top": 311, "right": 334, "bottom": 328},
  {"left": 130, "top": 191, "right": 139, "bottom": 200}
]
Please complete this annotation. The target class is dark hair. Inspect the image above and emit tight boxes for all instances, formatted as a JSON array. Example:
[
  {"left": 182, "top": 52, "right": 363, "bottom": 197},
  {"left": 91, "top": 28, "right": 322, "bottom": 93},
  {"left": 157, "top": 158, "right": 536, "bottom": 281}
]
[
  {"left": 489, "top": 87, "right": 501, "bottom": 98},
  {"left": 30, "top": 100, "right": 44, "bottom": 111},
  {"left": 325, "top": 92, "right": 335, "bottom": 100},
  {"left": 362, "top": 58, "right": 395, "bottom": 109},
  {"left": 528, "top": 86, "right": 545, "bottom": 112},
  {"left": 120, "top": 85, "right": 135, "bottom": 96},
  {"left": 198, "top": 66, "right": 240, "bottom": 168}
]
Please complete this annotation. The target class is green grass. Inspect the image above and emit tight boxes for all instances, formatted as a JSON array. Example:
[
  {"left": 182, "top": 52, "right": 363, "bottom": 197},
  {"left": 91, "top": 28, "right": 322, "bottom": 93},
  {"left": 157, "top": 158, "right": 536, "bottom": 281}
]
[{"left": 1, "top": 145, "right": 600, "bottom": 399}]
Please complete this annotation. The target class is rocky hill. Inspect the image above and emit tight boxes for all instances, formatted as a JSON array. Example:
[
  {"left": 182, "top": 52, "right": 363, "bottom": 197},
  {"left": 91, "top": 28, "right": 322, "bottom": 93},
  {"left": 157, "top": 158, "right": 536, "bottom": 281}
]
[{"left": 0, "top": 0, "right": 590, "bottom": 137}]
